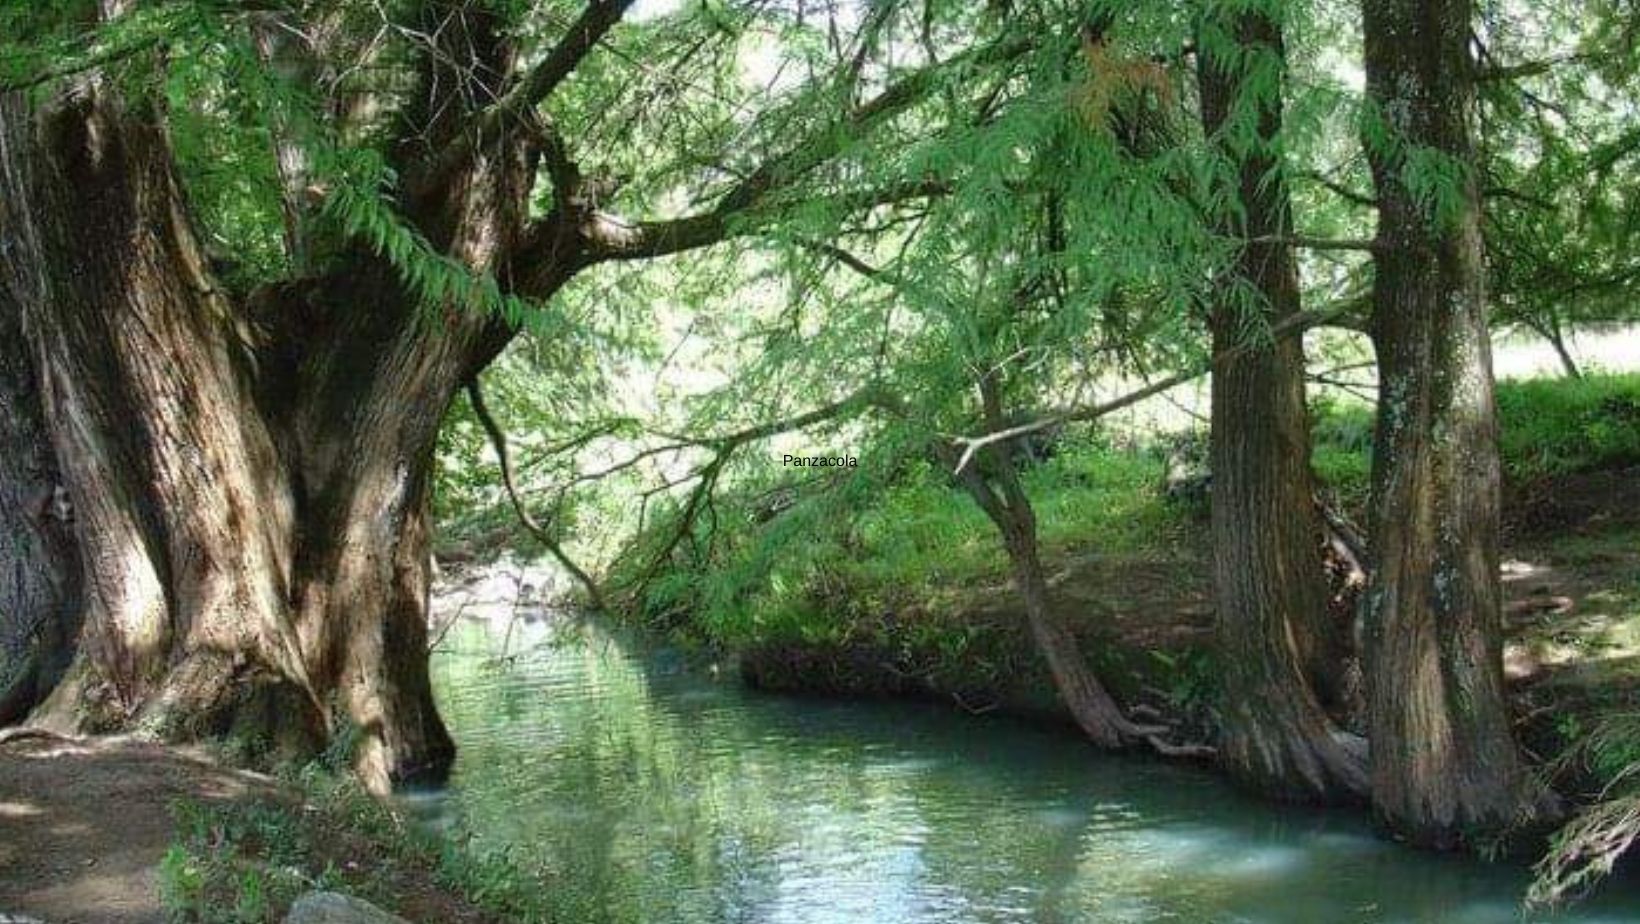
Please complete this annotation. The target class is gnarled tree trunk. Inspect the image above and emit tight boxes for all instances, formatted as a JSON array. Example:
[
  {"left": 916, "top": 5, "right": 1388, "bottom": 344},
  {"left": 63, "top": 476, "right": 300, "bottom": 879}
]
[
  {"left": 1, "top": 0, "right": 941, "bottom": 790},
  {"left": 945, "top": 377, "right": 1153, "bottom": 750},
  {"left": 1196, "top": 7, "right": 1365, "bottom": 803},
  {"left": 1, "top": 84, "right": 327, "bottom": 757},
  {"left": 0, "top": 59, "right": 537, "bottom": 788},
  {"left": 1361, "top": 0, "right": 1555, "bottom": 847}
]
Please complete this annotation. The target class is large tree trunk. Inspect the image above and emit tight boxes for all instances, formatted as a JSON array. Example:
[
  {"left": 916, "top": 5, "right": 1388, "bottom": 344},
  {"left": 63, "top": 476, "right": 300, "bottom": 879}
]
[
  {"left": 0, "top": 67, "right": 534, "bottom": 788},
  {"left": 1196, "top": 8, "right": 1365, "bottom": 803},
  {"left": 1361, "top": 0, "right": 1555, "bottom": 847},
  {"left": 0, "top": 83, "right": 331, "bottom": 759},
  {"left": 0, "top": 249, "right": 80, "bottom": 725}
]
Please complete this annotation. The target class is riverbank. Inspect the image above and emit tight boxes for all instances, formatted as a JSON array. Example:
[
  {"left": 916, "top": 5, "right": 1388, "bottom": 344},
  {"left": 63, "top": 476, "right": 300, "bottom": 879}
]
[
  {"left": 0, "top": 731, "right": 530, "bottom": 923},
  {"left": 590, "top": 374, "right": 1640, "bottom": 807},
  {"left": 734, "top": 483, "right": 1640, "bottom": 781}
]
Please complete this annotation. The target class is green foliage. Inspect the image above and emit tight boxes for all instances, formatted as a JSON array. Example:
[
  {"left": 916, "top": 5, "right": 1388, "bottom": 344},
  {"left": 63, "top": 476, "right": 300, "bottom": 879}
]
[
  {"left": 606, "top": 371, "right": 1640, "bottom": 693},
  {"left": 613, "top": 429, "right": 1188, "bottom": 653},
  {"left": 1309, "top": 374, "right": 1640, "bottom": 513},
  {"left": 1532, "top": 709, "right": 1640, "bottom": 907},
  {"left": 1481, "top": 0, "right": 1640, "bottom": 344},
  {"left": 158, "top": 845, "right": 207, "bottom": 920},
  {"left": 1496, "top": 374, "right": 1640, "bottom": 480},
  {"left": 162, "top": 766, "right": 572, "bottom": 923}
]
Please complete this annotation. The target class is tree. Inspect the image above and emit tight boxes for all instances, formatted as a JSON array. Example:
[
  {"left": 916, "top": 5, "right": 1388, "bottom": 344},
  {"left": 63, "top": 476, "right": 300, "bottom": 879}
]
[
  {"left": 1477, "top": 5, "right": 1640, "bottom": 378},
  {"left": 941, "top": 373, "right": 1172, "bottom": 751},
  {"left": 1359, "top": 0, "right": 1556, "bottom": 847},
  {"left": 0, "top": 259, "right": 80, "bottom": 725},
  {"left": 0, "top": 0, "right": 984, "bottom": 790},
  {"left": 1194, "top": 0, "right": 1365, "bottom": 803}
]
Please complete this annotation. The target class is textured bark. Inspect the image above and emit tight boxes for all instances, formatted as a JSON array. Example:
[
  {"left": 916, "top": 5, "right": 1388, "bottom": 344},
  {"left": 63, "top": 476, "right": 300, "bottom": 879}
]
[
  {"left": 1196, "top": 8, "right": 1366, "bottom": 803},
  {"left": 1009, "top": 530, "right": 1135, "bottom": 748},
  {"left": 0, "top": 271, "right": 80, "bottom": 725},
  {"left": 0, "top": 85, "right": 326, "bottom": 758},
  {"left": 1361, "top": 0, "right": 1555, "bottom": 847},
  {"left": 1, "top": 0, "right": 933, "bottom": 790},
  {"left": 0, "top": 65, "right": 540, "bottom": 786},
  {"left": 0, "top": 0, "right": 576, "bottom": 789}
]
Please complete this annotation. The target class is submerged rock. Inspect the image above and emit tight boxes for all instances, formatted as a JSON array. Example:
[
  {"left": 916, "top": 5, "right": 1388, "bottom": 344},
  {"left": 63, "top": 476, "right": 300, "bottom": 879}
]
[{"left": 284, "top": 892, "right": 409, "bottom": 924}]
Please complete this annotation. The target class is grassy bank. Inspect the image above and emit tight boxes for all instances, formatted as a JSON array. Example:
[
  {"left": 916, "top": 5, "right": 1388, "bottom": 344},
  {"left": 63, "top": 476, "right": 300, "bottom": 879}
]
[
  {"left": 160, "top": 765, "right": 571, "bottom": 923},
  {"left": 603, "top": 373, "right": 1640, "bottom": 749}
]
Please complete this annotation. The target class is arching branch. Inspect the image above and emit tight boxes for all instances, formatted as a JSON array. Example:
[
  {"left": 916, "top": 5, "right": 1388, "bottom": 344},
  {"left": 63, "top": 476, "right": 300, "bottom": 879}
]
[
  {"left": 572, "top": 35, "right": 1033, "bottom": 263},
  {"left": 949, "top": 304, "right": 1349, "bottom": 474},
  {"left": 465, "top": 378, "right": 606, "bottom": 611}
]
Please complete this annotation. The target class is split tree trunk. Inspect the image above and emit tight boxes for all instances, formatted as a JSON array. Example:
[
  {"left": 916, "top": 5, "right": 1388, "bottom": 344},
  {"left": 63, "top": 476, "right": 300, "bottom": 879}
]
[
  {"left": 1529, "top": 316, "right": 1582, "bottom": 380},
  {"left": 1361, "top": 0, "right": 1555, "bottom": 847},
  {"left": 1195, "top": 7, "right": 1366, "bottom": 803},
  {"left": 0, "top": 68, "right": 534, "bottom": 788}
]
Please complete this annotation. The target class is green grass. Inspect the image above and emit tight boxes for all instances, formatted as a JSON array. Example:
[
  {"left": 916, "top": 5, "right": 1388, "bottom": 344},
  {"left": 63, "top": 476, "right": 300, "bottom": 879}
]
[
  {"left": 1495, "top": 373, "right": 1640, "bottom": 480},
  {"left": 632, "top": 435, "right": 1195, "bottom": 653},
  {"left": 160, "top": 765, "right": 580, "bottom": 923},
  {"left": 1310, "top": 372, "right": 1640, "bottom": 506},
  {"left": 611, "top": 372, "right": 1640, "bottom": 668}
]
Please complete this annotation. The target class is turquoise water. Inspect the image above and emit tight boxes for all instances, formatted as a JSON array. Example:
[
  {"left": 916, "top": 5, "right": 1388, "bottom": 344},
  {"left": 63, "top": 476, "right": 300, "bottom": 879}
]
[{"left": 410, "top": 617, "right": 1640, "bottom": 923}]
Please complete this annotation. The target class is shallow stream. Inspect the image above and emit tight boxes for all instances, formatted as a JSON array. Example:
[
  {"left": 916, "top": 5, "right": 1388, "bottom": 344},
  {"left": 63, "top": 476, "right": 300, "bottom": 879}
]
[{"left": 408, "top": 617, "right": 1640, "bottom": 923}]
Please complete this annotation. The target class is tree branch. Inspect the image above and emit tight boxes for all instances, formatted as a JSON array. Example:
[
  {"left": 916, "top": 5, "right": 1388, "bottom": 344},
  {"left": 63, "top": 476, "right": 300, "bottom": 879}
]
[
  {"left": 572, "top": 34, "right": 1032, "bottom": 263},
  {"left": 465, "top": 378, "right": 606, "bottom": 611},
  {"left": 414, "top": 0, "right": 633, "bottom": 194},
  {"left": 1296, "top": 170, "right": 1375, "bottom": 208},
  {"left": 950, "top": 305, "right": 1346, "bottom": 474},
  {"left": 578, "top": 178, "right": 949, "bottom": 263},
  {"left": 1247, "top": 234, "right": 1383, "bottom": 252}
]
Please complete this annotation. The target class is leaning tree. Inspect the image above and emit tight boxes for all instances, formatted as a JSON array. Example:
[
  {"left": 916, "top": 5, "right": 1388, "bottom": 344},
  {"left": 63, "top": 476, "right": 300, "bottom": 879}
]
[{"left": 0, "top": 0, "right": 996, "bottom": 790}]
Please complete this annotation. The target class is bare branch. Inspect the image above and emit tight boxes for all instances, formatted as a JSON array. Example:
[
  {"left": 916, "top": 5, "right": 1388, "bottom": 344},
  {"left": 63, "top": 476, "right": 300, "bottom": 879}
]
[
  {"left": 465, "top": 378, "right": 606, "bottom": 611},
  {"left": 414, "top": 0, "right": 634, "bottom": 193},
  {"left": 1247, "top": 234, "right": 1383, "bottom": 253},
  {"left": 1476, "top": 51, "right": 1604, "bottom": 82},
  {"left": 1295, "top": 170, "right": 1375, "bottom": 208},
  {"left": 950, "top": 305, "right": 1347, "bottom": 474}
]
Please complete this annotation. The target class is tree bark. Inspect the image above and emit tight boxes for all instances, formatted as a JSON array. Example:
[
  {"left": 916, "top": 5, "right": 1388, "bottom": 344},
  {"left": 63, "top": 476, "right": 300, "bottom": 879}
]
[
  {"left": 0, "top": 71, "right": 539, "bottom": 788},
  {"left": 0, "top": 249, "right": 80, "bottom": 726},
  {"left": 0, "top": 0, "right": 951, "bottom": 790},
  {"left": 1, "top": 84, "right": 331, "bottom": 758},
  {"left": 1361, "top": 0, "right": 1556, "bottom": 847},
  {"left": 1195, "top": 7, "right": 1366, "bottom": 803}
]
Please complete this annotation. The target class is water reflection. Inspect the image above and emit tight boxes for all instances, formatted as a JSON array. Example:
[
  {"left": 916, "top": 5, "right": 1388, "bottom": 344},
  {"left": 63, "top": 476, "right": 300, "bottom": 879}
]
[{"left": 410, "top": 617, "right": 1640, "bottom": 923}]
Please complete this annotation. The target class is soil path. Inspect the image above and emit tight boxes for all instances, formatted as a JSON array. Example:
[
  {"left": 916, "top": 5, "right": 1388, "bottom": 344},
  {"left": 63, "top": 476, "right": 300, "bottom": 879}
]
[{"left": 0, "top": 731, "right": 279, "bottom": 924}]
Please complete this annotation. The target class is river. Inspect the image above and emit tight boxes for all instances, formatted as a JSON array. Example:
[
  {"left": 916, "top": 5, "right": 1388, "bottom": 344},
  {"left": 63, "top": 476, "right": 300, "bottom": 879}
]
[{"left": 407, "top": 616, "right": 1640, "bottom": 923}]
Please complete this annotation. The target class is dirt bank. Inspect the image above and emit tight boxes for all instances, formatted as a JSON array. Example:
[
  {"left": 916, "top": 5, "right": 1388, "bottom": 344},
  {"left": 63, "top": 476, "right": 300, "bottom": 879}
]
[
  {"left": 740, "top": 472, "right": 1640, "bottom": 785},
  {"left": 0, "top": 732, "right": 494, "bottom": 923},
  {"left": 0, "top": 732, "right": 279, "bottom": 923}
]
